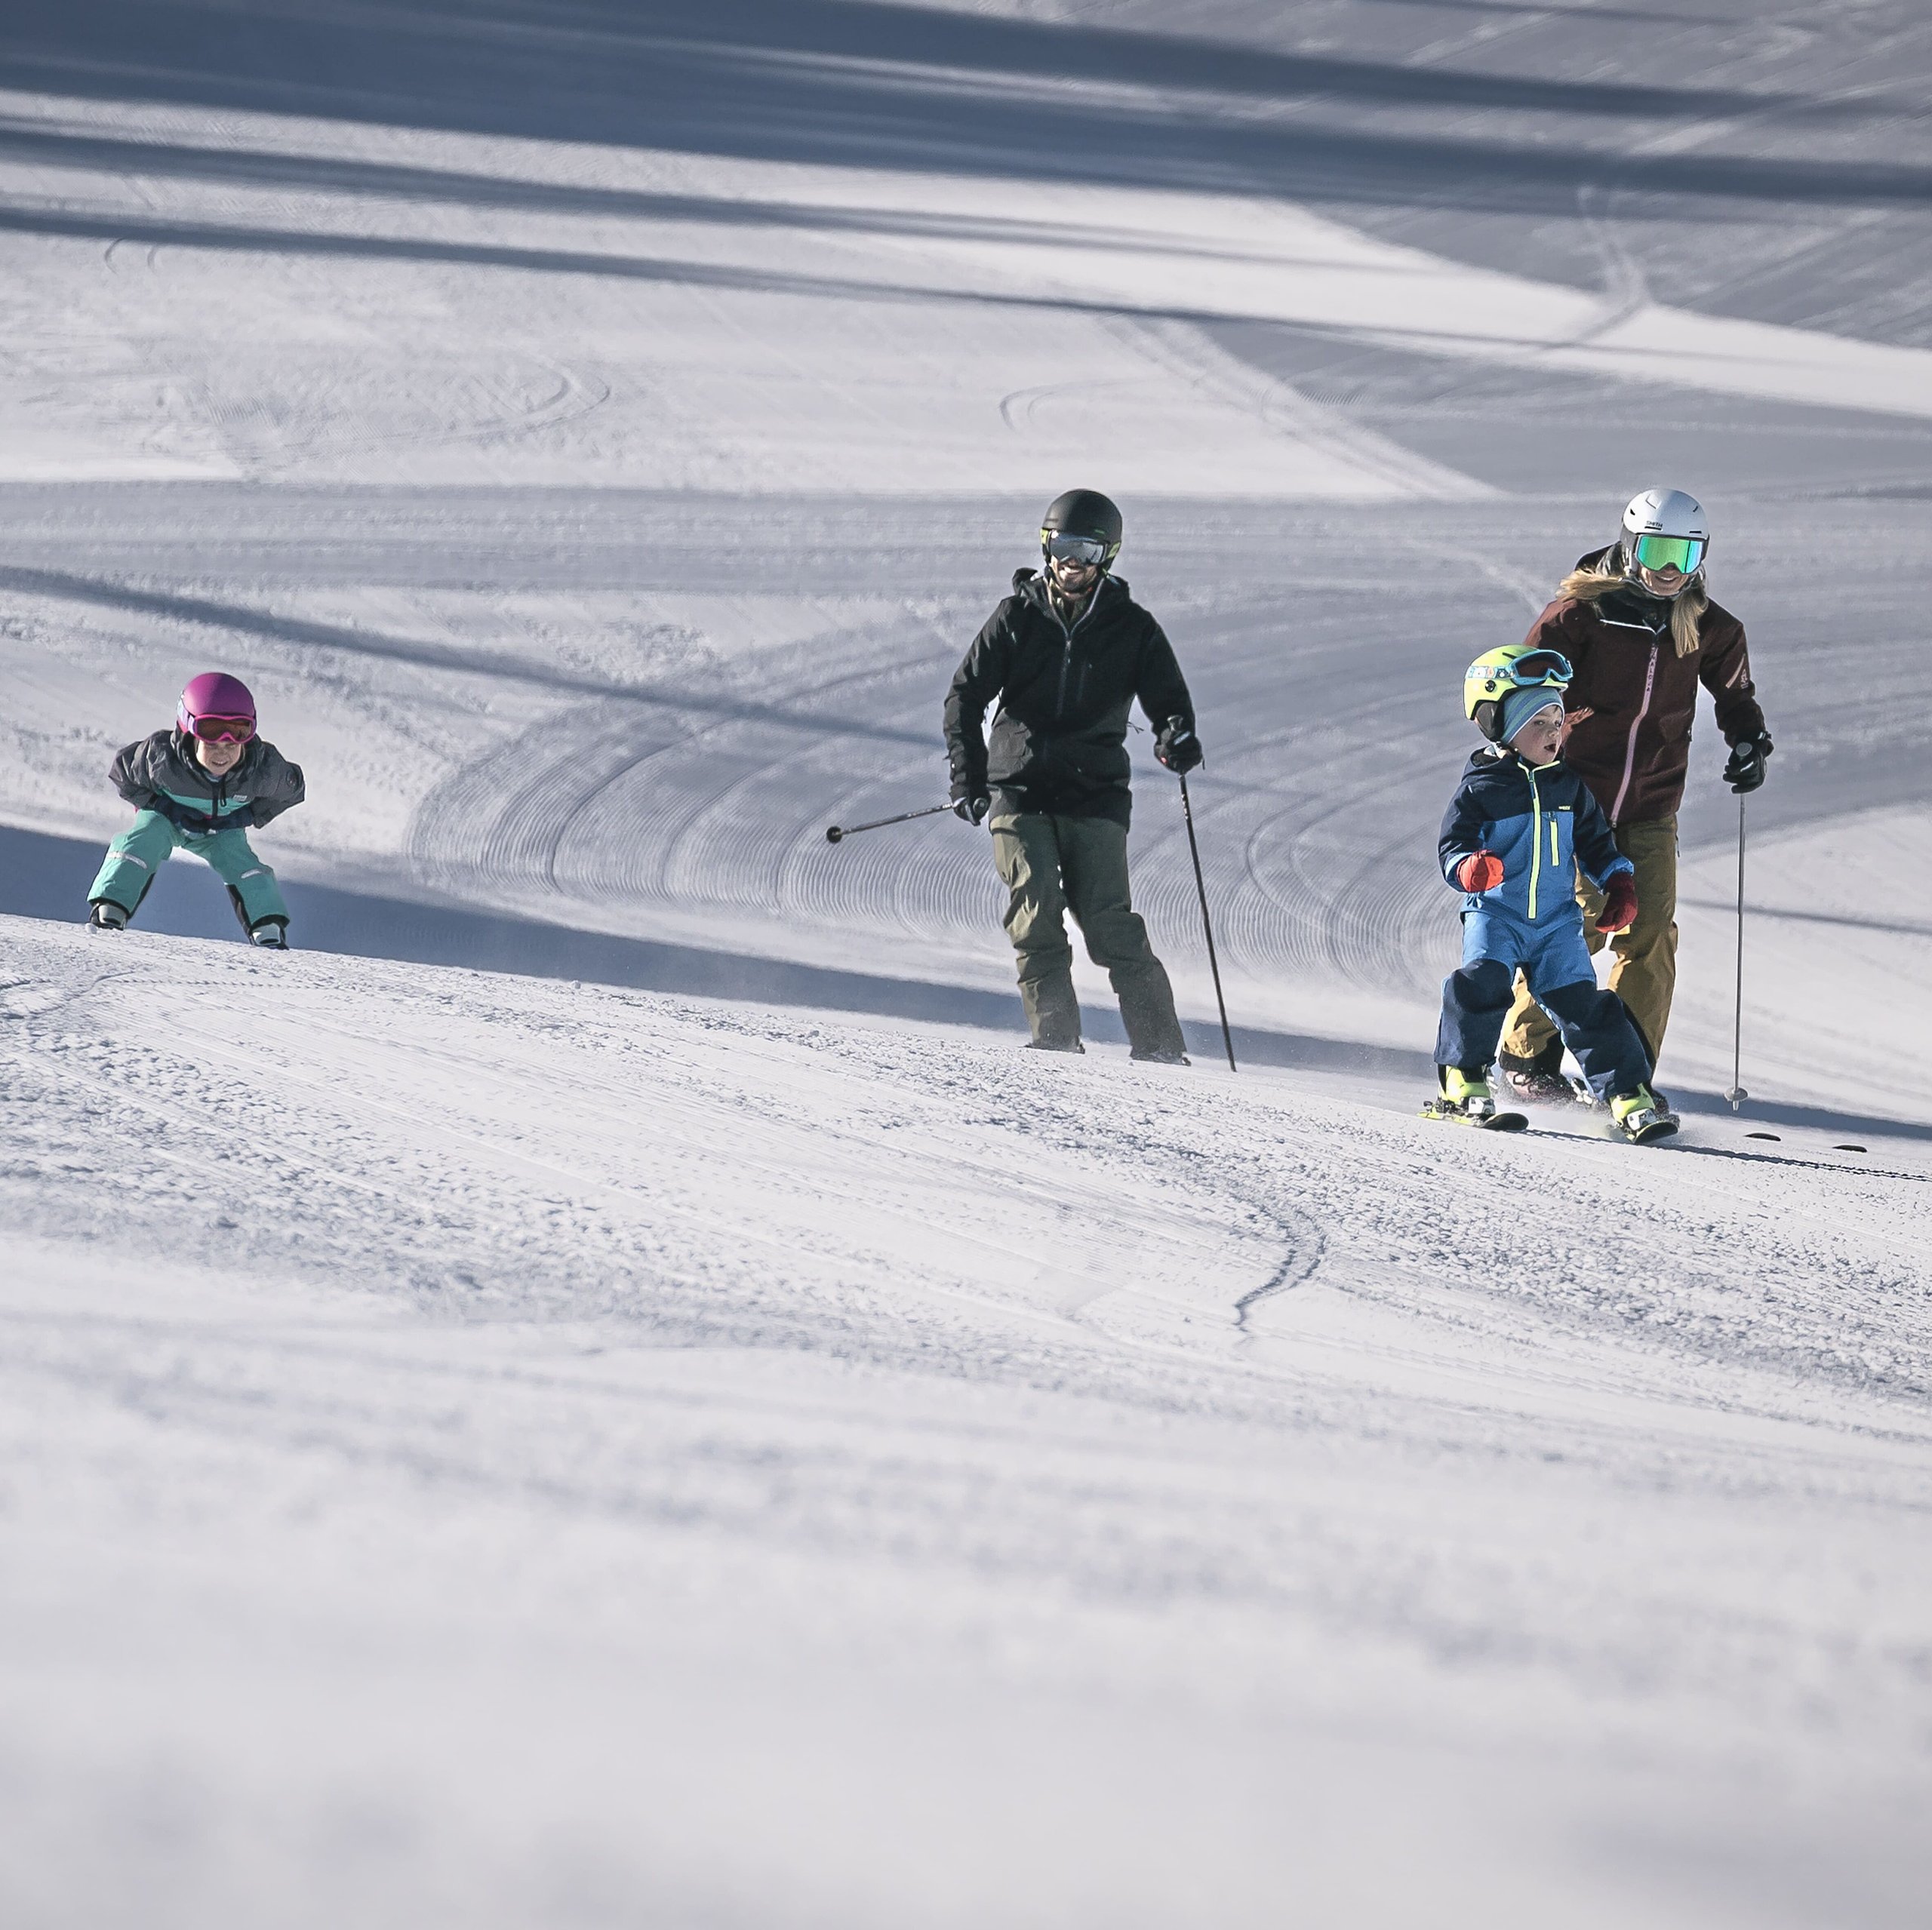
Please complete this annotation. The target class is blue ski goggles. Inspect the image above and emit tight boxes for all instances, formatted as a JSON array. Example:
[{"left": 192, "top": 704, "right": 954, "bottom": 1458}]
[{"left": 1497, "top": 647, "right": 1573, "bottom": 689}]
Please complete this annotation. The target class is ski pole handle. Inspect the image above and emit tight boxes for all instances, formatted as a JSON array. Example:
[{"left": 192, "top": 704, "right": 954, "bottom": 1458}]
[{"left": 826, "top": 801, "right": 956, "bottom": 844}]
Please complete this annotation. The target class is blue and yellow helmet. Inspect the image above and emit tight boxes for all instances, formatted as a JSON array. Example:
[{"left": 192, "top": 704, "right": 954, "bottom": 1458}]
[{"left": 1464, "top": 644, "right": 1573, "bottom": 742}]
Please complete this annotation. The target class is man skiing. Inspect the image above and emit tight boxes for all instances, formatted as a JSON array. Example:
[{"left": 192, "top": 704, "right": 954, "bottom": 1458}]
[
  {"left": 88, "top": 672, "right": 306, "bottom": 947},
  {"left": 943, "top": 490, "right": 1199, "bottom": 1059},
  {"left": 1496, "top": 489, "right": 1773, "bottom": 1105},
  {"left": 1430, "top": 644, "right": 1675, "bottom": 1143}
]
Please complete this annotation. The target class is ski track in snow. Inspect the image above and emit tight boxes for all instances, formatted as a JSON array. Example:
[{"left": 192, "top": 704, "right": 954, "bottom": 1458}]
[{"left": 3, "top": 921, "right": 1931, "bottom": 1925}]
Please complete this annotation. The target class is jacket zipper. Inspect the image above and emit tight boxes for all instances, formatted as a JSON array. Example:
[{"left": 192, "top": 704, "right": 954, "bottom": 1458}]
[
  {"left": 1527, "top": 767, "right": 1543, "bottom": 920},
  {"left": 1049, "top": 587, "right": 1097, "bottom": 721},
  {"left": 1610, "top": 644, "right": 1660, "bottom": 825}
]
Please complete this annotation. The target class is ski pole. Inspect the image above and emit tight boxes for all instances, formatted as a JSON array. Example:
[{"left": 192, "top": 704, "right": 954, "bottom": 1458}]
[
  {"left": 1178, "top": 773, "right": 1236, "bottom": 1071},
  {"left": 1725, "top": 792, "right": 1748, "bottom": 1111},
  {"left": 825, "top": 801, "right": 955, "bottom": 844}
]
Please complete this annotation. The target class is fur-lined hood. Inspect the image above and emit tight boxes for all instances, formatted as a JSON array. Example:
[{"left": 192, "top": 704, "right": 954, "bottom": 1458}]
[{"left": 1557, "top": 545, "right": 1706, "bottom": 658}]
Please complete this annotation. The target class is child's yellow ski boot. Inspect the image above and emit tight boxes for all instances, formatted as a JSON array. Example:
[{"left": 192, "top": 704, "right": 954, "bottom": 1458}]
[
  {"left": 1611, "top": 1084, "right": 1679, "bottom": 1145},
  {"left": 1423, "top": 1067, "right": 1528, "bottom": 1133}
]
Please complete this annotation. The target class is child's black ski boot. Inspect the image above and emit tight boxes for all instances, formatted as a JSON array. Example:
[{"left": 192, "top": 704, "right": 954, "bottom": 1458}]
[
  {"left": 87, "top": 900, "right": 128, "bottom": 931},
  {"left": 1497, "top": 1046, "right": 1584, "bottom": 1108},
  {"left": 249, "top": 918, "right": 290, "bottom": 950}
]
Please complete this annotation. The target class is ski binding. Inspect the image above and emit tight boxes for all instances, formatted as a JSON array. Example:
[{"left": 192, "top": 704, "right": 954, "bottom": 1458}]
[{"left": 1613, "top": 1103, "right": 1679, "bottom": 1145}]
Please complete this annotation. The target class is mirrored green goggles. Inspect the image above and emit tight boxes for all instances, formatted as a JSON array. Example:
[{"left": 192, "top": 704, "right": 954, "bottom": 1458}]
[{"left": 1630, "top": 533, "right": 1706, "bottom": 575}]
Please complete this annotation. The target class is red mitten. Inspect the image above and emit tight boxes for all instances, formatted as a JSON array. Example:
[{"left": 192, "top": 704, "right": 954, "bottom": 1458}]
[
  {"left": 1597, "top": 873, "right": 1639, "bottom": 933},
  {"left": 1454, "top": 850, "right": 1505, "bottom": 893}
]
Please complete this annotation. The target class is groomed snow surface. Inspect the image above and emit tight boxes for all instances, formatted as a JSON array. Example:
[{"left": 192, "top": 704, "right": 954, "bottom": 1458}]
[
  {"left": 5, "top": 921, "right": 1929, "bottom": 1930},
  {"left": 4, "top": 2, "right": 1932, "bottom": 1925}
]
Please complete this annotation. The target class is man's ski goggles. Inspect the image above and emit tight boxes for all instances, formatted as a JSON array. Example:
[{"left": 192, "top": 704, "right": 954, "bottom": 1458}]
[
  {"left": 1042, "top": 532, "right": 1109, "bottom": 567},
  {"left": 1497, "top": 648, "right": 1573, "bottom": 688},
  {"left": 1629, "top": 533, "right": 1706, "bottom": 576},
  {"left": 188, "top": 714, "right": 255, "bottom": 744}
]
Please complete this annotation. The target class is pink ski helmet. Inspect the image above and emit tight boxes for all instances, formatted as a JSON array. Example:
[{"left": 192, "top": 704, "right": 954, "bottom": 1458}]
[{"left": 177, "top": 672, "right": 257, "bottom": 743}]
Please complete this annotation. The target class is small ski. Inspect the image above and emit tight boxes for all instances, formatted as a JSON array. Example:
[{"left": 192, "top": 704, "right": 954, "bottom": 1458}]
[
  {"left": 1614, "top": 1106, "right": 1679, "bottom": 1145},
  {"left": 1420, "top": 1099, "right": 1529, "bottom": 1132}
]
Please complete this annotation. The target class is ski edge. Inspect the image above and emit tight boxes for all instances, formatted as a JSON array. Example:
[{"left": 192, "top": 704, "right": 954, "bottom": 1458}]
[{"left": 1420, "top": 1102, "right": 1530, "bottom": 1132}]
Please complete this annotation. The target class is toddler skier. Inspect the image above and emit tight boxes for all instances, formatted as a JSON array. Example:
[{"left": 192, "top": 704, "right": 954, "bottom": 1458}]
[
  {"left": 88, "top": 672, "right": 306, "bottom": 948},
  {"left": 1429, "top": 645, "right": 1675, "bottom": 1143}
]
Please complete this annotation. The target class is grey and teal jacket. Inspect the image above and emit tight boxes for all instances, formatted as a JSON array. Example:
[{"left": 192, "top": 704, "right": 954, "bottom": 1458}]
[
  {"left": 944, "top": 570, "right": 1194, "bottom": 827},
  {"left": 1438, "top": 747, "right": 1632, "bottom": 925},
  {"left": 109, "top": 730, "right": 306, "bottom": 834}
]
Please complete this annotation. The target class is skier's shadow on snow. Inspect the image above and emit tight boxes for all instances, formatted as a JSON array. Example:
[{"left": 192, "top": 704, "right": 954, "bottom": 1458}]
[
  {"left": 8, "top": 822, "right": 1927, "bottom": 1148},
  {"left": 0, "top": 822, "right": 1421, "bottom": 1082}
]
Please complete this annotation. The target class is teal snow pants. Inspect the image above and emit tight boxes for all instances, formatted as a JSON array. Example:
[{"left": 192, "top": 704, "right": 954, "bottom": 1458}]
[{"left": 89, "top": 810, "right": 289, "bottom": 929}]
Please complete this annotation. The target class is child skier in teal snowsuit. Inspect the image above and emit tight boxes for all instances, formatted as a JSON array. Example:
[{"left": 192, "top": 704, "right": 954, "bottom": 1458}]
[{"left": 88, "top": 672, "right": 306, "bottom": 948}]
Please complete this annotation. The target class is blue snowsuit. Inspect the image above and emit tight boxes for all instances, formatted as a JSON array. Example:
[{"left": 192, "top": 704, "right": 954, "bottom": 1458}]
[{"left": 1435, "top": 748, "right": 1652, "bottom": 1099}]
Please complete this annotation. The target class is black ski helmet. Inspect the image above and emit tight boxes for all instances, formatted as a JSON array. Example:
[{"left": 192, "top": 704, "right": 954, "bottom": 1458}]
[{"left": 1041, "top": 488, "right": 1123, "bottom": 570}]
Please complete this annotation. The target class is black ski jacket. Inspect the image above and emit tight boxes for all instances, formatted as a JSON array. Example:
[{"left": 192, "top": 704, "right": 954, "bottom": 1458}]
[{"left": 943, "top": 570, "right": 1194, "bottom": 828}]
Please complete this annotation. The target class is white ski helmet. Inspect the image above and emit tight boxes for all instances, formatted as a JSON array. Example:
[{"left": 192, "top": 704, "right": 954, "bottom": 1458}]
[{"left": 1620, "top": 488, "right": 1709, "bottom": 581}]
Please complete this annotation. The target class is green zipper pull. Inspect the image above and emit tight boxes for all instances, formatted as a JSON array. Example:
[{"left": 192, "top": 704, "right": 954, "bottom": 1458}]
[{"left": 1527, "top": 767, "right": 1542, "bottom": 920}]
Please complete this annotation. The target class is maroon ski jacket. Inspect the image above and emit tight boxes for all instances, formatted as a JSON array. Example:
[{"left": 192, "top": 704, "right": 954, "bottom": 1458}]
[{"left": 1528, "top": 549, "right": 1767, "bottom": 826}]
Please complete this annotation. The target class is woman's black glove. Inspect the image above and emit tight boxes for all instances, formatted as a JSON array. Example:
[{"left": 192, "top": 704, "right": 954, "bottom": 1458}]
[
  {"left": 1723, "top": 730, "right": 1774, "bottom": 793},
  {"left": 953, "top": 794, "right": 990, "bottom": 825},
  {"left": 1155, "top": 718, "right": 1204, "bottom": 774}
]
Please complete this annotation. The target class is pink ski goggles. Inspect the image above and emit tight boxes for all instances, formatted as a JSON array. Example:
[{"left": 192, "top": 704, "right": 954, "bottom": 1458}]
[{"left": 187, "top": 714, "right": 255, "bottom": 744}]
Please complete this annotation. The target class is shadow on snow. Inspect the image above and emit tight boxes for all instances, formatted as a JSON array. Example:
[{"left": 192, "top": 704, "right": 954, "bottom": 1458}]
[
  {"left": 0, "top": 821, "right": 1430, "bottom": 1082},
  {"left": 4, "top": 0, "right": 1925, "bottom": 222}
]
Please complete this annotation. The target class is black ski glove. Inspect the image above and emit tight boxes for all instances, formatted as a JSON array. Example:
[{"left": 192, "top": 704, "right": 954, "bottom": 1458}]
[
  {"left": 1723, "top": 730, "right": 1773, "bottom": 794},
  {"left": 147, "top": 796, "right": 207, "bottom": 831},
  {"left": 1155, "top": 718, "right": 1204, "bottom": 774},
  {"left": 953, "top": 794, "right": 990, "bottom": 825}
]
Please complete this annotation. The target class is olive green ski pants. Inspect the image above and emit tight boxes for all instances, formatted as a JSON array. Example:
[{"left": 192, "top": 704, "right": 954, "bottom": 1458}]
[{"left": 989, "top": 810, "right": 1186, "bottom": 1056}]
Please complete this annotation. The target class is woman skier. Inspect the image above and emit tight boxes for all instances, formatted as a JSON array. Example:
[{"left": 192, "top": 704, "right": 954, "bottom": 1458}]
[{"left": 1495, "top": 489, "right": 1774, "bottom": 1104}]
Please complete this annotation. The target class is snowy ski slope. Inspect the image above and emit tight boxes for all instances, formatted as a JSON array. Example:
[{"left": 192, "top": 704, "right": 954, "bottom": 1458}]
[
  {"left": 5, "top": 920, "right": 1929, "bottom": 1929},
  {"left": 2, "top": 2, "right": 1930, "bottom": 1925}
]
